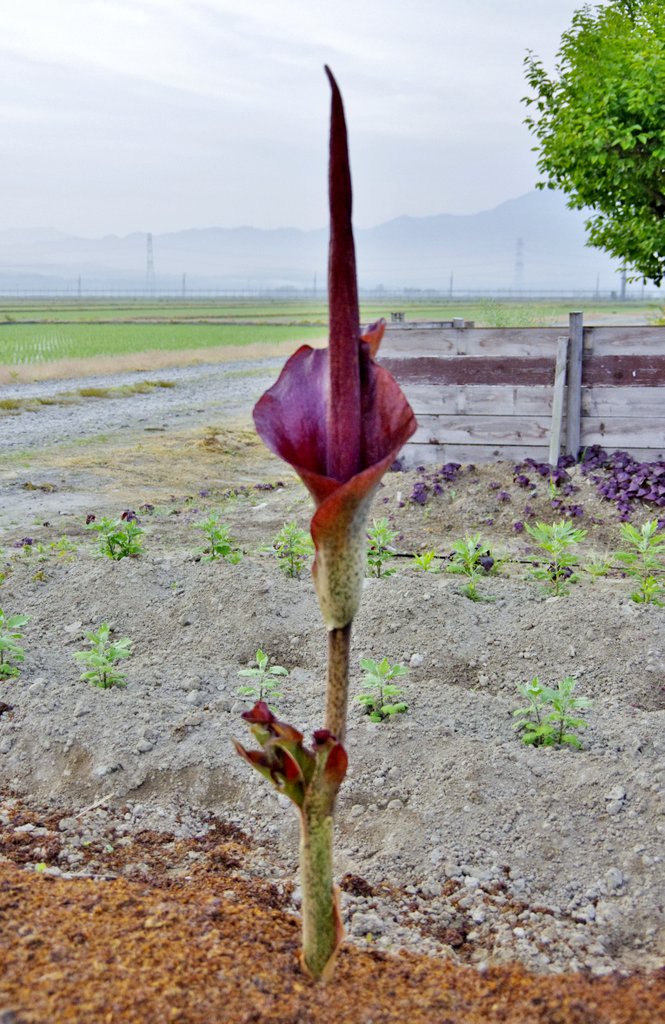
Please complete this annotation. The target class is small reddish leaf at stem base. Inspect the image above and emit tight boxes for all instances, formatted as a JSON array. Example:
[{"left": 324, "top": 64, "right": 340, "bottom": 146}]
[
  {"left": 242, "top": 701, "right": 273, "bottom": 725},
  {"left": 323, "top": 742, "right": 348, "bottom": 786}
]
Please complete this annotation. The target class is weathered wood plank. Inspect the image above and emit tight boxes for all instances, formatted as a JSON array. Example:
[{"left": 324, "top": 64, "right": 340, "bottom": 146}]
[
  {"left": 550, "top": 336, "right": 569, "bottom": 466},
  {"left": 405, "top": 383, "right": 665, "bottom": 417},
  {"left": 413, "top": 414, "right": 554, "bottom": 446},
  {"left": 401, "top": 441, "right": 665, "bottom": 468},
  {"left": 406, "top": 383, "right": 556, "bottom": 416},
  {"left": 581, "top": 386, "right": 665, "bottom": 416},
  {"left": 381, "top": 355, "right": 556, "bottom": 385},
  {"left": 381, "top": 326, "right": 564, "bottom": 359},
  {"left": 584, "top": 325, "right": 665, "bottom": 356},
  {"left": 383, "top": 353, "right": 665, "bottom": 386},
  {"left": 399, "top": 443, "right": 554, "bottom": 468},
  {"left": 580, "top": 418, "right": 665, "bottom": 448},
  {"left": 582, "top": 355, "right": 665, "bottom": 386},
  {"left": 566, "top": 313, "right": 583, "bottom": 457},
  {"left": 382, "top": 324, "right": 665, "bottom": 359}
]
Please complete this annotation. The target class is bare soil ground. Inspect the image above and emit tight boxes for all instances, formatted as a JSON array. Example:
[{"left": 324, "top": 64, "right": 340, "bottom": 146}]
[{"left": 0, "top": 356, "right": 664, "bottom": 1022}]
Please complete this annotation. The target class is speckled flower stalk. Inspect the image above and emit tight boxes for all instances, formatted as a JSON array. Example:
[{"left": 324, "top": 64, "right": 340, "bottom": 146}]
[
  {"left": 237, "top": 68, "right": 416, "bottom": 982},
  {"left": 234, "top": 703, "right": 347, "bottom": 981}
]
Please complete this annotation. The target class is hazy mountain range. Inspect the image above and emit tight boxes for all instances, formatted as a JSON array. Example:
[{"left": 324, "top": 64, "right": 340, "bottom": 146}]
[{"left": 0, "top": 190, "right": 628, "bottom": 294}]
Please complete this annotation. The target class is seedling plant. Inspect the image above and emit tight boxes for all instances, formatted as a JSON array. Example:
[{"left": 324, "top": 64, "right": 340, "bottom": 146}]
[
  {"left": 526, "top": 520, "right": 586, "bottom": 595},
  {"left": 87, "top": 516, "right": 144, "bottom": 560},
  {"left": 355, "top": 657, "right": 408, "bottom": 722},
  {"left": 237, "top": 649, "right": 288, "bottom": 708},
  {"left": 585, "top": 551, "right": 611, "bottom": 582},
  {"left": 447, "top": 534, "right": 495, "bottom": 601},
  {"left": 195, "top": 513, "right": 242, "bottom": 563},
  {"left": 74, "top": 623, "right": 132, "bottom": 688},
  {"left": 413, "top": 550, "right": 438, "bottom": 572},
  {"left": 50, "top": 537, "right": 78, "bottom": 559},
  {"left": 514, "top": 676, "right": 592, "bottom": 749},
  {"left": 614, "top": 520, "right": 665, "bottom": 606},
  {"left": 0, "top": 609, "right": 29, "bottom": 678},
  {"left": 273, "top": 521, "right": 314, "bottom": 578},
  {"left": 367, "top": 518, "right": 398, "bottom": 577}
]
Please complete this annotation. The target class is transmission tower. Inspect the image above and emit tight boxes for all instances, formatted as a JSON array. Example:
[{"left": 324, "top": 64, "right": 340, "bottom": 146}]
[
  {"left": 146, "top": 233, "right": 155, "bottom": 293},
  {"left": 514, "top": 237, "right": 524, "bottom": 293}
]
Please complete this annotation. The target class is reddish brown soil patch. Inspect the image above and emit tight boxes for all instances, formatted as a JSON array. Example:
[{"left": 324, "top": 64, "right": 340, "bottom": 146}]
[{"left": 0, "top": 797, "right": 663, "bottom": 1024}]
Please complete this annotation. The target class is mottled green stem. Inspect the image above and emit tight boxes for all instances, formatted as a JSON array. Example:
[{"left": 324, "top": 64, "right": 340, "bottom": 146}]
[
  {"left": 325, "top": 623, "right": 352, "bottom": 742},
  {"left": 299, "top": 768, "right": 342, "bottom": 981}
]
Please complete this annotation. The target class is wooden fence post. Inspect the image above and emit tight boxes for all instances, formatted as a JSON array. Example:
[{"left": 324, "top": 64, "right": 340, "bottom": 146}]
[
  {"left": 566, "top": 311, "right": 584, "bottom": 458},
  {"left": 549, "top": 336, "right": 569, "bottom": 467}
]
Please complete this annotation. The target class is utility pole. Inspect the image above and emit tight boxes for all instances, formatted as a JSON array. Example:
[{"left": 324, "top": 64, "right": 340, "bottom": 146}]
[
  {"left": 182, "top": 272, "right": 187, "bottom": 298},
  {"left": 449, "top": 270, "right": 454, "bottom": 298},
  {"left": 514, "top": 237, "right": 524, "bottom": 293},
  {"left": 146, "top": 233, "right": 155, "bottom": 294}
]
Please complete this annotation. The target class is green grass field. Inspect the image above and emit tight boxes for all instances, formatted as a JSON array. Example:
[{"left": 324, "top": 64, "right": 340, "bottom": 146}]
[
  {"left": 0, "top": 323, "right": 327, "bottom": 365},
  {"left": 0, "top": 297, "right": 660, "bottom": 366}
]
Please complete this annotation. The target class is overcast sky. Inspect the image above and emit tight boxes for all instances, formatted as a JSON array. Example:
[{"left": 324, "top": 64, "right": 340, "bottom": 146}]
[{"left": 1, "top": 0, "right": 589, "bottom": 237}]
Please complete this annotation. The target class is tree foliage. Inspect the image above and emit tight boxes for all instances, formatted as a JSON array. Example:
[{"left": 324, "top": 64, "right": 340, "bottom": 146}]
[{"left": 523, "top": 0, "right": 665, "bottom": 284}]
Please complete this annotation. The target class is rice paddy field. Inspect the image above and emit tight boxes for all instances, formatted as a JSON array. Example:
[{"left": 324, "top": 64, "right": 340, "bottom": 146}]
[{"left": 0, "top": 296, "right": 660, "bottom": 367}]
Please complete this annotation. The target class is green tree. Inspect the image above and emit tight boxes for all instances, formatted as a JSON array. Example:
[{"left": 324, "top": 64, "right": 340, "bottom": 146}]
[{"left": 523, "top": 0, "right": 665, "bottom": 284}]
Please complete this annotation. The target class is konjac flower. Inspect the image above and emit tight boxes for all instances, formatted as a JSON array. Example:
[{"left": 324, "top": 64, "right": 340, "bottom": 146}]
[
  {"left": 236, "top": 67, "right": 416, "bottom": 985},
  {"left": 253, "top": 67, "right": 417, "bottom": 635}
]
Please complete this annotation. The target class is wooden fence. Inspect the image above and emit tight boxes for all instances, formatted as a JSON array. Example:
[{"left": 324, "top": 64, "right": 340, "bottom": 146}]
[{"left": 378, "top": 313, "right": 665, "bottom": 466}]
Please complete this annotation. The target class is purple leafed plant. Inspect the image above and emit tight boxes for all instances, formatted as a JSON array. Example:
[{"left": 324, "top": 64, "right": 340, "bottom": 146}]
[{"left": 235, "top": 68, "right": 416, "bottom": 982}]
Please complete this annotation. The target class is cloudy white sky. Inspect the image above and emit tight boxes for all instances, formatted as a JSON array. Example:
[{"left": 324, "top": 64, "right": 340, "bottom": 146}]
[{"left": 1, "top": 0, "right": 589, "bottom": 237}]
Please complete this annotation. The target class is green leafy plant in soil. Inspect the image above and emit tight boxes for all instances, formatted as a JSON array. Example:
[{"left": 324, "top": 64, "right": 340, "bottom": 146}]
[
  {"left": 446, "top": 534, "right": 495, "bottom": 601},
  {"left": 272, "top": 522, "right": 314, "bottom": 578},
  {"left": 585, "top": 551, "right": 612, "bottom": 582},
  {"left": 0, "top": 609, "right": 29, "bottom": 679},
  {"left": 87, "top": 515, "right": 144, "bottom": 560},
  {"left": 366, "top": 518, "right": 398, "bottom": 577},
  {"left": 413, "top": 550, "right": 438, "bottom": 572},
  {"left": 514, "top": 676, "right": 592, "bottom": 749},
  {"left": 614, "top": 519, "right": 665, "bottom": 606},
  {"left": 237, "top": 649, "right": 289, "bottom": 709},
  {"left": 526, "top": 520, "right": 586, "bottom": 595},
  {"left": 194, "top": 513, "right": 242, "bottom": 563},
  {"left": 355, "top": 658, "right": 409, "bottom": 723},
  {"left": 73, "top": 623, "right": 132, "bottom": 689}
]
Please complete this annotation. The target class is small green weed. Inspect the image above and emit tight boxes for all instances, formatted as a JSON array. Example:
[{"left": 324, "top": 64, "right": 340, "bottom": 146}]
[
  {"left": 526, "top": 520, "right": 586, "bottom": 595},
  {"left": 195, "top": 513, "right": 242, "bottom": 563},
  {"left": 50, "top": 537, "right": 78, "bottom": 559},
  {"left": 614, "top": 520, "right": 665, "bottom": 606},
  {"left": 413, "top": 550, "right": 438, "bottom": 572},
  {"left": 273, "top": 521, "right": 313, "bottom": 578},
  {"left": 355, "top": 657, "right": 408, "bottom": 722},
  {"left": 74, "top": 623, "right": 132, "bottom": 688},
  {"left": 237, "top": 649, "right": 288, "bottom": 708},
  {"left": 367, "top": 519, "right": 398, "bottom": 577},
  {"left": 514, "top": 676, "right": 591, "bottom": 749},
  {"left": 87, "top": 516, "right": 144, "bottom": 560},
  {"left": 0, "top": 608, "right": 29, "bottom": 678},
  {"left": 585, "top": 551, "right": 611, "bottom": 581},
  {"left": 447, "top": 534, "right": 495, "bottom": 601}
]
